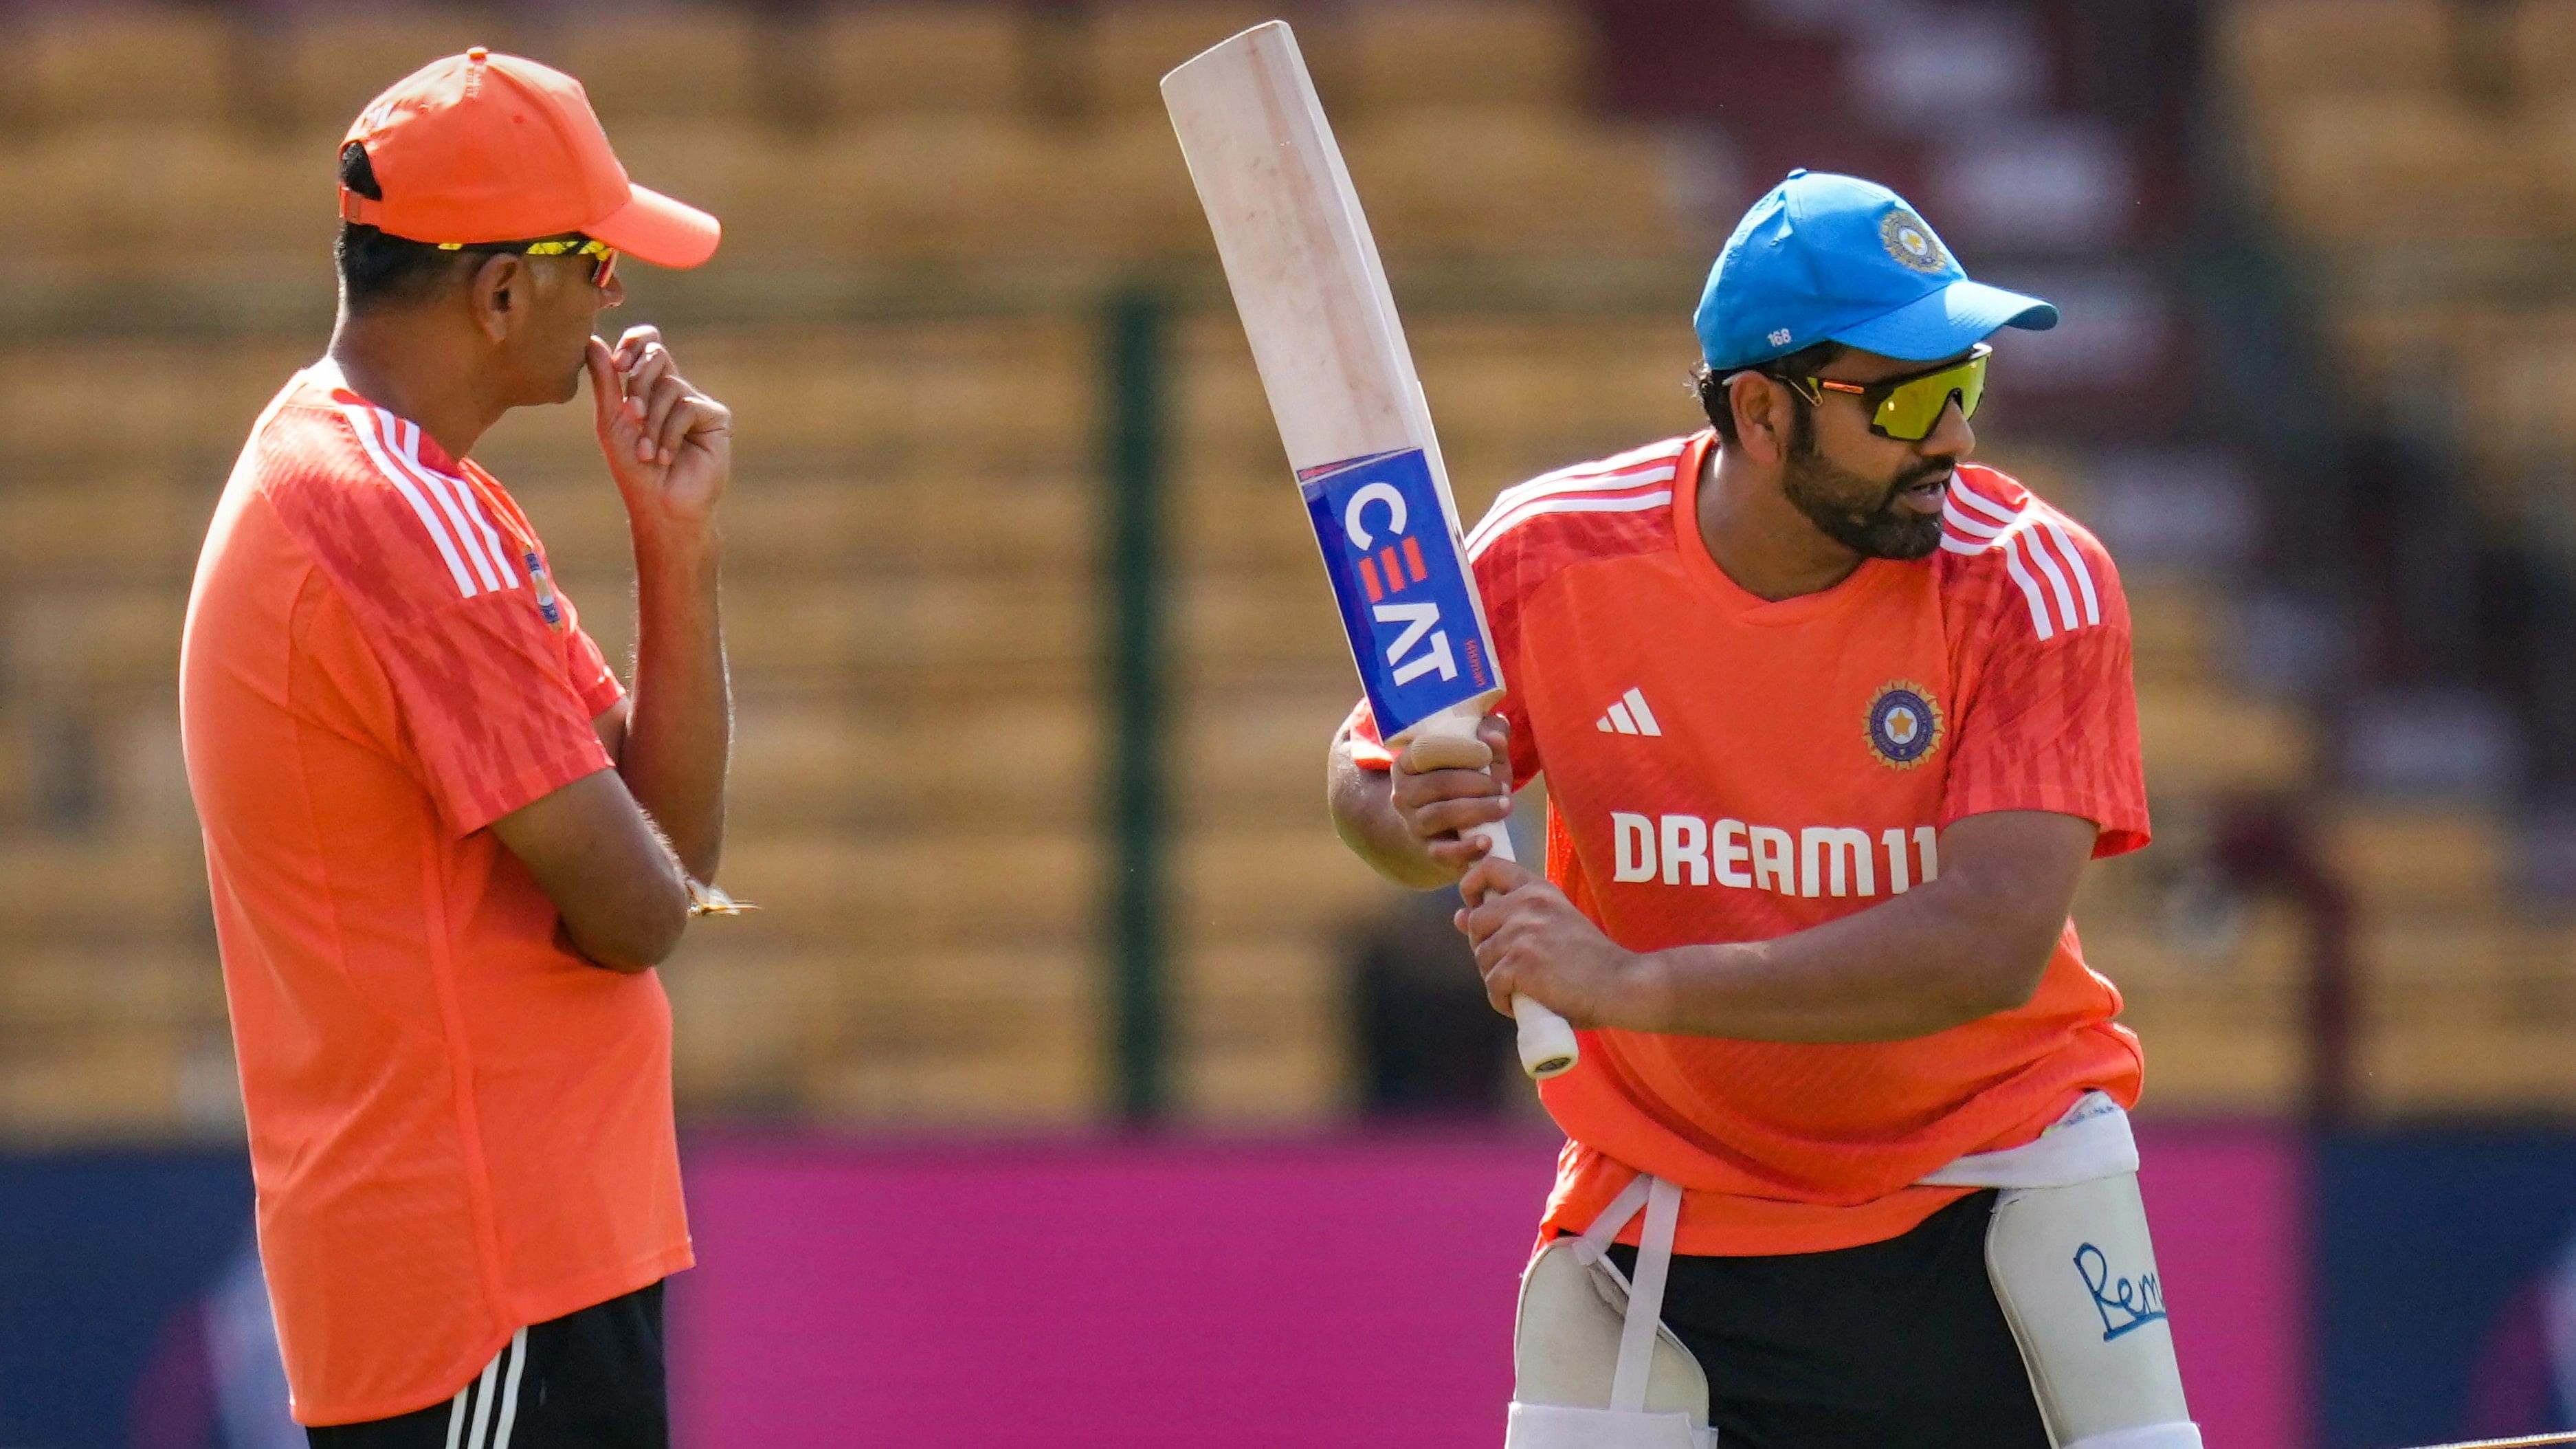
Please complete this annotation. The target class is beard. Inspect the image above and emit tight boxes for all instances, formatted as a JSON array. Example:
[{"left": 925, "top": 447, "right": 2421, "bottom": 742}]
[{"left": 1779, "top": 406, "right": 1951, "bottom": 561}]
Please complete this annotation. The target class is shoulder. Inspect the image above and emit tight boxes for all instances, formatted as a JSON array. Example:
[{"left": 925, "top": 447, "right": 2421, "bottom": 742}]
[
  {"left": 1463, "top": 434, "right": 1691, "bottom": 582},
  {"left": 1934, "top": 463, "right": 2122, "bottom": 643},
  {"left": 254, "top": 388, "right": 526, "bottom": 625}
]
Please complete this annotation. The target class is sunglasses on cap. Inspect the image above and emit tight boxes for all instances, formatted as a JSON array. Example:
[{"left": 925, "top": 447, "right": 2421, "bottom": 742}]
[
  {"left": 435, "top": 234, "right": 618, "bottom": 289},
  {"left": 1766, "top": 343, "right": 1991, "bottom": 442}
]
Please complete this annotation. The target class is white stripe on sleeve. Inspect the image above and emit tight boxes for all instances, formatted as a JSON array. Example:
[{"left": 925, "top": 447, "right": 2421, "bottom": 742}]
[
  {"left": 401, "top": 424, "right": 521, "bottom": 588},
  {"left": 2001, "top": 534, "right": 2057, "bottom": 640},
  {"left": 1466, "top": 489, "right": 1673, "bottom": 561},
  {"left": 390, "top": 418, "right": 506, "bottom": 593},
  {"left": 344, "top": 408, "right": 481, "bottom": 597},
  {"left": 1947, "top": 480, "right": 2022, "bottom": 527},
  {"left": 2036, "top": 514, "right": 2101, "bottom": 626},
  {"left": 2017, "top": 527, "right": 2080, "bottom": 632},
  {"left": 1937, "top": 505, "right": 2004, "bottom": 539}
]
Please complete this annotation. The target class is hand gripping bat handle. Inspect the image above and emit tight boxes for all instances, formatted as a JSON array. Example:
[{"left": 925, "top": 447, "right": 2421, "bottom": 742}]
[{"left": 1463, "top": 818, "right": 1581, "bottom": 1079}]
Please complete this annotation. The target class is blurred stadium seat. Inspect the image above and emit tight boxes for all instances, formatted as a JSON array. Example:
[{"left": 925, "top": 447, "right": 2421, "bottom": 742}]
[
  {"left": 265, "top": 10, "right": 518, "bottom": 140},
  {"left": 17, "top": 6, "right": 236, "bottom": 131},
  {"left": 1344, "top": 110, "right": 1693, "bottom": 256},
  {"left": 809, "top": 5, "right": 1039, "bottom": 120},
  {"left": 804, "top": 117, "right": 1093, "bottom": 262},
  {"left": 1073, "top": 2, "right": 1283, "bottom": 118},
  {"left": 2507, "top": 0, "right": 2576, "bottom": 101},
  {"left": 1348, "top": 0, "right": 1595, "bottom": 116},
  {"left": 2216, "top": 0, "right": 2455, "bottom": 107},
  {"left": 2263, "top": 93, "right": 2542, "bottom": 245},
  {"left": 547, "top": 6, "right": 768, "bottom": 126}
]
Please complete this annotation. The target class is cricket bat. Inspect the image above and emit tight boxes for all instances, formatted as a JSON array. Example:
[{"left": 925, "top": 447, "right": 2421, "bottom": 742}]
[{"left": 1163, "top": 21, "right": 1579, "bottom": 1080}]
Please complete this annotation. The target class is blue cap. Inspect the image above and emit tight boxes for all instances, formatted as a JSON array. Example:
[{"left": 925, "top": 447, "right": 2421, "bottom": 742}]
[{"left": 1693, "top": 170, "right": 2057, "bottom": 373}]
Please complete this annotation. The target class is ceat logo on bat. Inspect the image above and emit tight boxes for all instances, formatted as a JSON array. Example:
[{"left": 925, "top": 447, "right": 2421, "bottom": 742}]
[{"left": 1298, "top": 447, "right": 1498, "bottom": 737}]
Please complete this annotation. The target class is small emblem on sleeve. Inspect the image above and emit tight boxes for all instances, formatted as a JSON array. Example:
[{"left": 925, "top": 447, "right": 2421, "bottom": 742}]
[
  {"left": 525, "top": 550, "right": 563, "bottom": 629},
  {"left": 1865, "top": 681, "right": 1943, "bottom": 768},
  {"left": 1879, "top": 210, "right": 1949, "bottom": 274}
]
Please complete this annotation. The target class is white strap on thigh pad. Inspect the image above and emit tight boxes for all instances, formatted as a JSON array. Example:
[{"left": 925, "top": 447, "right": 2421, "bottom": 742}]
[
  {"left": 1505, "top": 1175, "right": 1714, "bottom": 1449},
  {"left": 1934, "top": 1094, "right": 2202, "bottom": 1449}
]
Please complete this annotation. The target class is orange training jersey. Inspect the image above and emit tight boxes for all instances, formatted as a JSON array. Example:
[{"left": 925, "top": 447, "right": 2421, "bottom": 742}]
[
  {"left": 179, "top": 360, "right": 691, "bottom": 1424},
  {"left": 1353, "top": 431, "right": 2148, "bottom": 1257}
]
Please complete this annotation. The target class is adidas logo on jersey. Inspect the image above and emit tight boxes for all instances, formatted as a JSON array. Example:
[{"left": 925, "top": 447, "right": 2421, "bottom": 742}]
[{"left": 1596, "top": 687, "right": 1663, "bottom": 737}]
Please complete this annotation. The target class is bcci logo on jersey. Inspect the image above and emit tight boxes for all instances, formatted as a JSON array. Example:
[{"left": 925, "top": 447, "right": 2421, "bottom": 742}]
[
  {"left": 1865, "top": 681, "right": 1943, "bottom": 770},
  {"left": 524, "top": 550, "right": 564, "bottom": 630},
  {"left": 1298, "top": 447, "right": 1494, "bottom": 736}
]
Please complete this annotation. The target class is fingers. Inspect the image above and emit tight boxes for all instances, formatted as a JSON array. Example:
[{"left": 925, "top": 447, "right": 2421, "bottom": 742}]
[
  {"left": 610, "top": 339, "right": 720, "bottom": 466},
  {"left": 653, "top": 395, "right": 702, "bottom": 463},
  {"left": 1475, "top": 714, "right": 1511, "bottom": 781},
  {"left": 639, "top": 374, "right": 687, "bottom": 462},
  {"left": 1471, "top": 923, "right": 1525, "bottom": 1017},
  {"left": 1400, "top": 734, "right": 1491, "bottom": 774},
  {"left": 1404, "top": 794, "right": 1512, "bottom": 843},
  {"left": 1423, "top": 834, "right": 1493, "bottom": 874},
  {"left": 1461, "top": 854, "right": 1534, "bottom": 905},
  {"left": 620, "top": 341, "right": 673, "bottom": 414},
  {"left": 1389, "top": 761, "right": 1507, "bottom": 809},
  {"left": 584, "top": 338, "right": 620, "bottom": 430},
  {"left": 654, "top": 395, "right": 729, "bottom": 465},
  {"left": 1390, "top": 766, "right": 1509, "bottom": 852},
  {"left": 1458, "top": 856, "right": 1500, "bottom": 909},
  {"left": 612, "top": 324, "right": 663, "bottom": 370}
]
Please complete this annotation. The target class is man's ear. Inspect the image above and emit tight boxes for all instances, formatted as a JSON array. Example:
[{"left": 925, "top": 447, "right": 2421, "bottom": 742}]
[
  {"left": 1729, "top": 372, "right": 1790, "bottom": 465},
  {"left": 469, "top": 253, "right": 525, "bottom": 343}
]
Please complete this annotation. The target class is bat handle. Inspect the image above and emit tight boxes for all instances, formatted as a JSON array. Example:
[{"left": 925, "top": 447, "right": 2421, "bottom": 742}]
[{"left": 1464, "top": 817, "right": 1580, "bottom": 1080}]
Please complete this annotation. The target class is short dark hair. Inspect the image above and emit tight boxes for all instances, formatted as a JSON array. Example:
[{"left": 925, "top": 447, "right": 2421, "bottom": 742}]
[
  {"left": 1692, "top": 340, "right": 1849, "bottom": 447},
  {"left": 335, "top": 142, "right": 486, "bottom": 311}
]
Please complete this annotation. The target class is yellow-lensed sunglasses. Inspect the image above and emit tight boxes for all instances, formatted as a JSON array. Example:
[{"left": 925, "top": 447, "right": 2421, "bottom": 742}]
[
  {"left": 1773, "top": 343, "right": 1992, "bottom": 442},
  {"left": 436, "top": 234, "right": 618, "bottom": 289}
]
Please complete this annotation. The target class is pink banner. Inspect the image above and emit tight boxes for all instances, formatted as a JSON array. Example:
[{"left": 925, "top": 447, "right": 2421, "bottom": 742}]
[
  {"left": 2141, "top": 1125, "right": 2311, "bottom": 1449},
  {"left": 676, "top": 1125, "right": 2304, "bottom": 1447}
]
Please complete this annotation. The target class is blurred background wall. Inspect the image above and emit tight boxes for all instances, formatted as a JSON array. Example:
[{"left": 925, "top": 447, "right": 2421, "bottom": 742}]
[{"left": 0, "top": 0, "right": 2571, "bottom": 1444}]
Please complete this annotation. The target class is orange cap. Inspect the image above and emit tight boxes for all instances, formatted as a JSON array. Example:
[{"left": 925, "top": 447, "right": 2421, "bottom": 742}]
[{"left": 340, "top": 48, "right": 719, "bottom": 269}]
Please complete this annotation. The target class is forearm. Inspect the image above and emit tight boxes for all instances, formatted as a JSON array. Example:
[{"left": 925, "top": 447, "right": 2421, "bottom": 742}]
[
  {"left": 618, "top": 522, "right": 729, "bottom": 881},
  {"left": 1326, "top": 738, "right": 1454, "bottom": 889},
  {"left": 1628, "top": 877, "right": 2061, "bottom": 1043}
]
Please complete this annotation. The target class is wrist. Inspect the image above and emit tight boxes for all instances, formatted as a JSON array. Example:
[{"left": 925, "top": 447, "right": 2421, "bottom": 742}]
[
  {"left": 1614, "top": 949, "right": 1675, "bottom": 1033},
  {"left": 628, "top": 514, "right": 720, "bottom": 571}
]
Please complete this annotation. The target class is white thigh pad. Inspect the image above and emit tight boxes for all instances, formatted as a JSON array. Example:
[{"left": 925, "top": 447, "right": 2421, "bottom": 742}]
[
  {"left": 1986, "top": 1173, "right": 2201, "bottom": 1449},
  {"left": 1506, "top": 1237, "right": 1711, "bottom": 1449}
]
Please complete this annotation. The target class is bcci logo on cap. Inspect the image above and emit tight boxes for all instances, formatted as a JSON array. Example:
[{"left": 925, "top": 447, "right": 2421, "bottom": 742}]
[
  {"left": 1879, "top": 209, "right": 1949, "bottom": 275},
  {"left": 1865, "top": 681, "right": 1943, "bottom": 769}
]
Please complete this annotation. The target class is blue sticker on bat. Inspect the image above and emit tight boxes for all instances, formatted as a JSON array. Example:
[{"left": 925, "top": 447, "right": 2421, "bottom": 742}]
[{"left": 1298, "top": 447, "right": 1499, "bottom": 739}]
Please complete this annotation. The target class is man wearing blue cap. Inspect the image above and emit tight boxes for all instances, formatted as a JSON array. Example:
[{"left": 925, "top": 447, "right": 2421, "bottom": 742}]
[{"left": 1331, "top": 173, "right": 2197, "bottom": 1447}]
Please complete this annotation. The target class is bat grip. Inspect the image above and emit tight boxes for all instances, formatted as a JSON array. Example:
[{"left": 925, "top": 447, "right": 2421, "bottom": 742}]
[{"left": 1465, "top": 817, "right": 1580, "bottom": 1080}]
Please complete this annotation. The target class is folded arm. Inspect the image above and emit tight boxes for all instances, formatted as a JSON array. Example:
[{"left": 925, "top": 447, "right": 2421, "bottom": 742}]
[{"left": 491, "top": 762, "right": 689, "bottom": 973}]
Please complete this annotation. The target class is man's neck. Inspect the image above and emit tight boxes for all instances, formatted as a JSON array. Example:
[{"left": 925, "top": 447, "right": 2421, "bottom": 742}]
[
  {"left": 326, "top": 312, "right": 501, "bottom": 463},
  {"left": 1698, "top": 441, "right": 1865, "bottom": 602}
]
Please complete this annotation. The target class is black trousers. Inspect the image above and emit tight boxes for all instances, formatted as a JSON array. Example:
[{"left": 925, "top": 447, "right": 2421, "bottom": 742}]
[
  {"left": 305, "top": 1281, "right": 667, "bottom": 1449},
  {"left": 1605, "top": 1191, "right": 2049, "bottom": 1449}
]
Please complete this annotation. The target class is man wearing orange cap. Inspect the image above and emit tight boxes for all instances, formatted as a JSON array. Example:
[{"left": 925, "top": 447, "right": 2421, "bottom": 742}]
[{"left": 181, "top": 49, "right": 733, "bottom": 1444}]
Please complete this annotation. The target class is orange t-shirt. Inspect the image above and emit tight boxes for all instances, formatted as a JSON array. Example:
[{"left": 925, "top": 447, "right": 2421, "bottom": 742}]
[
  {"left": 1353, "top": 432, "right": 2148, "bottom": 1257},
  {"left": 179, "top": 360, "right": 691, "bottom": 1425}
]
